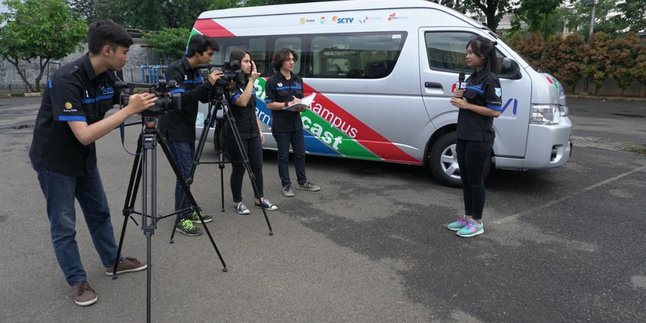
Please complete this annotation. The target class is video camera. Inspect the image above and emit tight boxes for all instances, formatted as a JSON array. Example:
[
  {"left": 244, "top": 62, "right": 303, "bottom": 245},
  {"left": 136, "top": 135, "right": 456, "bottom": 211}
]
[
  {"left": 198, "top": 60, "right": 245, "bottom": 88},
  {"left": 116, "top": 80, "right": 182, "bottom": 116}
]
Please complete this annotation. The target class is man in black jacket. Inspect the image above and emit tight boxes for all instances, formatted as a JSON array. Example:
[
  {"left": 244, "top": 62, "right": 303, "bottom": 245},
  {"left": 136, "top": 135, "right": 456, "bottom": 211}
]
[
  {"left": 30, "top": 19, "right": 153, "bottom": 307},
  {"left": 159, "top": 34, "right": 222, "bottom": 236}
]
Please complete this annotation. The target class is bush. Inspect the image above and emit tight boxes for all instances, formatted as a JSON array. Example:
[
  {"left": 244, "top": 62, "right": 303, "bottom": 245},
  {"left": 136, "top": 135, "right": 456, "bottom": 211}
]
[{"left": 607, "top": 32, "right": 640, "bottom": 95}]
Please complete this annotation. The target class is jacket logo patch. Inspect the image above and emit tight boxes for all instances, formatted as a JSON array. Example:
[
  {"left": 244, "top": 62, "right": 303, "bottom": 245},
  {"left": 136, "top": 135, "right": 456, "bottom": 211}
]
[
  {"left": 64, "top": 102, "right": 73, "bottom": 110},
  {"left": 495, "top": 87, "right": 502, "bottom": 98}
]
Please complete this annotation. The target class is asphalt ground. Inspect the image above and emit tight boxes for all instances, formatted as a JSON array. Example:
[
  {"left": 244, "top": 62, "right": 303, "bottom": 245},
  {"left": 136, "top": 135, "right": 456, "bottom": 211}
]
[{"left": 0, "top": 96, "right": 645, "bottom": 322}]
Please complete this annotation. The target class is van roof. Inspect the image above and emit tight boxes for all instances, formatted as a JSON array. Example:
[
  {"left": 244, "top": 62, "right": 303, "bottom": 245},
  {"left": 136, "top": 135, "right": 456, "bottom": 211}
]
[{"left": 198, "top": 0, "right": 483, "bottom": 29}]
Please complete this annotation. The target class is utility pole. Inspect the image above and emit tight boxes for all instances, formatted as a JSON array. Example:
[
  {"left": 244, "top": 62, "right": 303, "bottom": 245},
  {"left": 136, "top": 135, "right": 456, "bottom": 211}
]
[
  {"left": 588, "top": 0, "right": 596, "bottom": 40},
  {"left": 582, "top": 0, "right": 597, "bottom": 41}
]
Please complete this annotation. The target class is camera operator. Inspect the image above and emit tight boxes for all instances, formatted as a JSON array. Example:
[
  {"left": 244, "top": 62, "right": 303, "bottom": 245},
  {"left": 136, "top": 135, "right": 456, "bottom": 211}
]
[
  {"left": 225, "top": 50, "right": 278, "bottom": 214},
  {"left": 29, "top": 19, "right": 154, "bottom": 307},
  {"left": 158, "top": 34, "right": 222, "bottom": 236}
]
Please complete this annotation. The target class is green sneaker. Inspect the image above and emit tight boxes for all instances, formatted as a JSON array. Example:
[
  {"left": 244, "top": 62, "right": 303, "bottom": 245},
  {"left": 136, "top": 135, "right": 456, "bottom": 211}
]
[
  {"left": 457, "top": 219, "right": 484, "bottom": 238},
  {"left": 175, "top": 218, "right": 202, "bottom": 236},
  {"left": 188, "top": 211, "right": 213, "bottom": 224},
  {"left": 447, "top": 217, "right": 468, "bottom": 231}
]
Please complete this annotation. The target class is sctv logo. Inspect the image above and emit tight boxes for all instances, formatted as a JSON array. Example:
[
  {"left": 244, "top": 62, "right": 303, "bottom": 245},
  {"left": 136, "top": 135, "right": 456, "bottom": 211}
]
[{"left": 332, "top": 16, "right": 354, "bottom": 24}]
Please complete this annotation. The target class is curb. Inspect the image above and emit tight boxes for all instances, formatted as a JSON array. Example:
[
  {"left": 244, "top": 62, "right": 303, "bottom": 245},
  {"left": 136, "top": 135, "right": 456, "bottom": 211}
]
[
  {"left": 568, "top": 94, "right": 646, "bottom": 102},
  {"left": 0, "top": 93, "right": 42, "bottom": 98}
]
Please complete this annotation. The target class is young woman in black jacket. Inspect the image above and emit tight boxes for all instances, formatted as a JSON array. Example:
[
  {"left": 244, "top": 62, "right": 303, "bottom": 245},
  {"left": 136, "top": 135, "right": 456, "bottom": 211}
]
[
  {"left": 226, "top": 49, "right": 278, "bottom": 214},
  {"left": 447, "top": 36, "right": 502, "bottom": 238}
]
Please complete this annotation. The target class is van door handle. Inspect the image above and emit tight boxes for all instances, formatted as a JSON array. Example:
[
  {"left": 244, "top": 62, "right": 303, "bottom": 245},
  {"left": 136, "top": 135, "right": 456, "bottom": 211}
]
[{"left": 425, "top": 82, "right": 443, "bottom": 89}]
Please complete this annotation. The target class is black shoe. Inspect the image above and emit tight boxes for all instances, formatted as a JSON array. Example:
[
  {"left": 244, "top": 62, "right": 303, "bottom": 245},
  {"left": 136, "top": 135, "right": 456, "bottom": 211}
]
[
  {"left": 188, "top": 211, "right": 213, "bottom": 224},
  {"left": 175, "top": 218, "right": 202, "bottom": 236}
]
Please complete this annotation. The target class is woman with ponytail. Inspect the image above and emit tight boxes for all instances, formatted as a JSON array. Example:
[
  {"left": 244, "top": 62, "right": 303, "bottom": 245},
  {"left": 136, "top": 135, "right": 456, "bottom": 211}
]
[
  {"left": 447, "top": 36, "right": 502, "bottom": 238},
  {"left": 226, "top": 49, "right": 278, "bottom": 214}
]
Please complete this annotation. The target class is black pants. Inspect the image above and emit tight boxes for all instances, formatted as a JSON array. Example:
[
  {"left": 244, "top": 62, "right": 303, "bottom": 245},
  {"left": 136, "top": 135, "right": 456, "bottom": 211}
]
[
  {"left": 225, "top": 135, "right": 264, "bottom": 203},
  {"left": 456, "top": 139, "right": 493, "bottom": 220}
]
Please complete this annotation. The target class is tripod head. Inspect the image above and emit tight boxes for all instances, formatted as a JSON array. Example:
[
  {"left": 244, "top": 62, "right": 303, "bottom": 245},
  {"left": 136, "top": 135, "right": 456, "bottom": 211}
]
[{"left": 143, "top": 116, "right": 159, "bottom": 130}]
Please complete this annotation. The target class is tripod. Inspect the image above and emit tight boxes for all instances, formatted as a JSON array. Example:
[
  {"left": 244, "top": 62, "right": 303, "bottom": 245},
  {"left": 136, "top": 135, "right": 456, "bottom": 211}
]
[
  {"left": 169, "top": 86, "right": 274, "bottom": 241},
  {"left": 111, "top": 115, "right": 227, "bottom": 323}
]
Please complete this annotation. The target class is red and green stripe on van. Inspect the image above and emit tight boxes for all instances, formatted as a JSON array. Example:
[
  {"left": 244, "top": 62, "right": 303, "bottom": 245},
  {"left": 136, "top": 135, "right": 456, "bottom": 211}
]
[{"left": 192, "top": 20, "right": 420, "bottom": 165}]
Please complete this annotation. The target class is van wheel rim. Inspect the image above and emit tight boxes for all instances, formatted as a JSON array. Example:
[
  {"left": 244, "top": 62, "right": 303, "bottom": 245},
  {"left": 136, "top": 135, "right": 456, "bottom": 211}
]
[{"left": 440, "top": 144, "right": 460, "bottom": 180}]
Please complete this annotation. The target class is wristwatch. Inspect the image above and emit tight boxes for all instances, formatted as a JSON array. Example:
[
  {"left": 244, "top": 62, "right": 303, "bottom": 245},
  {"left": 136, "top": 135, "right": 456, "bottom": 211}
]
[{"left": 284, "top": 102, "right": 288, "bottom": 108}]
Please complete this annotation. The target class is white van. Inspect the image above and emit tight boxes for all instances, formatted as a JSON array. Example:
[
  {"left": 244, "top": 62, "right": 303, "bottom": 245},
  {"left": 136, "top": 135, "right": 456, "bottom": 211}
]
[{"left": 193, "top": 0, "right": 572, "bottom": 186}]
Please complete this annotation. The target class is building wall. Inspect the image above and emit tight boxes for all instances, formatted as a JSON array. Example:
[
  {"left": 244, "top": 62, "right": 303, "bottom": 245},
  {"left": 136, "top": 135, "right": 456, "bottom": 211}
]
[{"left": 0, "top": 39, "right": 159, "bottom": 93}]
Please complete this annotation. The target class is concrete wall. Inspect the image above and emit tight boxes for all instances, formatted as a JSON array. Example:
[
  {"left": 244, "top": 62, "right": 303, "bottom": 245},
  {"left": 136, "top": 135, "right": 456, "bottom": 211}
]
[{"left": 0, "top": 38, "right": 159, "bottom": 93}]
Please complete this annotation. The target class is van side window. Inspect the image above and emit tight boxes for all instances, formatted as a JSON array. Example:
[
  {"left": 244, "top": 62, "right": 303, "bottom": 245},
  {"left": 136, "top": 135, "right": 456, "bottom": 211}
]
[
  {"left": 249, "top": 38, "right": 268, "bottom": 75},
  {"left": 425, "top": 32, "right": 474, "bottom": 73},
  {"left": 275, "top": 37, "right": 302, "bottom": 75},
  {"left": 307, "top": 32, "right": 406, "bottom": 79},
  {"left": 425, "top": 32, "right": 508, "bottom": 76}
]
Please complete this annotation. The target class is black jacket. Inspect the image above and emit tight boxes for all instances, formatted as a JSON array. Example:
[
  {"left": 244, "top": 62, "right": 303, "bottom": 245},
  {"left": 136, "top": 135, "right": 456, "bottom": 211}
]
[
  {"left": 159, "top": 57, "right": 212, "bottom": 142},
  {"left": 456, "top": 70, "right": 502, "bottom": 142},
  {"left": 265, "top": 72, "right": 304, "bottom": 132},
  {"left": 30, "top": 54, "right": 118, "bottom": 176}
]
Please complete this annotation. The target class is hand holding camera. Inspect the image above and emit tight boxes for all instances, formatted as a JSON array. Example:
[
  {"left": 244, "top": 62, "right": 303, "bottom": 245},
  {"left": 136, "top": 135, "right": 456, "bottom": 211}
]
[
  {"left": 126, "top": 92, "right": 158, "bottom": 115},
  {"left": 208, "top": 70, "right": 223, "bottom": 87}
]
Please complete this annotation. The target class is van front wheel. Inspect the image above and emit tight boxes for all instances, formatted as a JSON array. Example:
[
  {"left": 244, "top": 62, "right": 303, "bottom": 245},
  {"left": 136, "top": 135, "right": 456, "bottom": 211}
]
[
  {"left": 428, "top": 132, "right": 493, "bottom": 187},
  {"left": 428, "top": 132, "right": 462, "bottom": 187}
]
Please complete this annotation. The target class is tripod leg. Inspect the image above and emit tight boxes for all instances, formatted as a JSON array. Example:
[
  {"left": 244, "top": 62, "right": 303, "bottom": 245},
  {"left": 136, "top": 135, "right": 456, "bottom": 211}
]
[
  {"left": 217, "top": 118, "right": 226, "bottom": 212},
  {"left": 157, "top": 130, "right": 228, "bottom": 271},
  {"left": 113, "top": 135, "right": 144, "bottom": 278},
  {"left": 138, "top": 133, "right": 160, "bottom": 323}
]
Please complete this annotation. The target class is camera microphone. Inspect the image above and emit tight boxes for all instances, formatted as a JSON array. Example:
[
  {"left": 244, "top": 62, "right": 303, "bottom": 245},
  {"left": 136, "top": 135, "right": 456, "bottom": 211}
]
[{"left": 457, "top": 72, "right": 466, "bottom": 90}]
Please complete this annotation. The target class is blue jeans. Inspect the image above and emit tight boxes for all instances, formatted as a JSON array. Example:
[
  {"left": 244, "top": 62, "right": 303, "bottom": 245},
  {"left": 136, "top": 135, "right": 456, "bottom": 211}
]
[
  {"left": 167, "top": 141, "right": 195, "bottom": 220},
  {"left": 35, "top": 165, "right": 118, "bottom": 286},
  {"left": 273, "top": 129, "right": 307, "bottom": 187}
]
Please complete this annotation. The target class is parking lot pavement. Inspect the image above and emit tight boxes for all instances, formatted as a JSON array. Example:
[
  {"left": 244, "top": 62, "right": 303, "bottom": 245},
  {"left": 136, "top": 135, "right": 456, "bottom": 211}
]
[{"left": 1, "top": 96, "right": 645, "bottom": 322}]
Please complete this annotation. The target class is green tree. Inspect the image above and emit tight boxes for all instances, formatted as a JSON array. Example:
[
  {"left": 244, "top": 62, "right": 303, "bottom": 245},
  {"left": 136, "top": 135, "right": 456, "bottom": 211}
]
[
  {"left": 609, "top": 0, "right": 646, "bottom": 34},
  {"left": 634, "top": 43, "right": 646, "bottom": 94},
  {"left": 467, "top": 0, "right": 515, "bottom": 33},
  {"left": 0, "top": 0, "right": 86, "bottom": 92},
  {"left": 607, "top": 32, "right": 639, "bottom": 95},
  {"left": 564, "top": 0, "right": 622, "bottom": 36},
  {"left": 584, "top": 32, "right": 611, "bottom": 94},
  {"left": 68, "top": 0, "right": 212, "bottom": 29},
  {"left": 539, "top": 34, "right": 563, "bottom": 76},
  {"left": 143, "top": 28, "right": 192, "bottom": 61},
  {"left": 67, "top": 0, "right": 129, "bottom": 24},
  {"left": 511, "top": 0, "right": 565, "bottom": 36},
  {"left": 557, "top": 33, "right": 588, "bottom": 93},
  {"left": 506, "top": 32, "right": 545, "bottom": 69}
]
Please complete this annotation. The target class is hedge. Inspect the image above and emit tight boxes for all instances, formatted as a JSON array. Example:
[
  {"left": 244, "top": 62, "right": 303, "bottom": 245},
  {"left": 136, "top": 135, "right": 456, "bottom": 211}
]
[{"left": 505, "top": 32, "right": 645, "bottom": 96}]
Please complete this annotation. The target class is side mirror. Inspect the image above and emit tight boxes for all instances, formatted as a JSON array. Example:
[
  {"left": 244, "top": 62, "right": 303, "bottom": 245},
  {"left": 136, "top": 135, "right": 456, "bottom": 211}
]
[{"left": 500, "top": 58, "right": 522, "bottom": 80}]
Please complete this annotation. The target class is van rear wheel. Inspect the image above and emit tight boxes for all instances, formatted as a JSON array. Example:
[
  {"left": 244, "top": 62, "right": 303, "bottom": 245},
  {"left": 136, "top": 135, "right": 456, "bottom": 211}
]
[{"left": 429, "top": 132, "right": 462, "bottom": 187}]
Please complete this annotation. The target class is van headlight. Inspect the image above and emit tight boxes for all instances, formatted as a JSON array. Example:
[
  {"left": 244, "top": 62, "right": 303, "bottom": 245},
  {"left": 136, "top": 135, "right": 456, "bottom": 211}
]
[{"left": 531, "top": 104, "right": 560, "bottom": 125}]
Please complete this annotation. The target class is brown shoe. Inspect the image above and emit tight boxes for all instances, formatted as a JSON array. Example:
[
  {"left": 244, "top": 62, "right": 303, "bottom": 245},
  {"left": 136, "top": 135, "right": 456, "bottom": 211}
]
[
  {"left": 71, "top": 281, "right": 97, "bottom": 306},
  {"left": 105, "top": 256, "right": 147, "bottom": 276}
]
